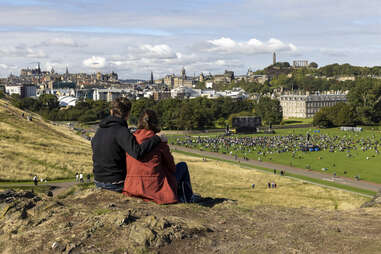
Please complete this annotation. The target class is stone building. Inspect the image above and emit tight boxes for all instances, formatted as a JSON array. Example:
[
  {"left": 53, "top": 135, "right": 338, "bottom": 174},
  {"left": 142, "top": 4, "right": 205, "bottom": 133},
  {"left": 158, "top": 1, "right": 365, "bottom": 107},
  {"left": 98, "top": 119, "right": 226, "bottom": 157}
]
[
  {"left": 163, "top": 68, "right": 195, "bottom": 89},
  {"left": 153, "top": 91, "right": 171, "bottom": 101},
  {"left": 279, "top": 93, "right": 347, "bottom": 118},
  {"left": 293, "top": 60, "right": 309, "bottom": 68},
  {"left": 214, "top": 70, "right": 234, "bottom": 83}
]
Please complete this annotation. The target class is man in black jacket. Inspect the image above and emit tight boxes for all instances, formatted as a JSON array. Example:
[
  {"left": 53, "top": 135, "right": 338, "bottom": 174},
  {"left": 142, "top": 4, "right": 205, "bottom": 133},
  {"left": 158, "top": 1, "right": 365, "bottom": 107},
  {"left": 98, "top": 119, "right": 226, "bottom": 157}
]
[{"left": 92, "top": 97, "right": 166, "bottom": 192}]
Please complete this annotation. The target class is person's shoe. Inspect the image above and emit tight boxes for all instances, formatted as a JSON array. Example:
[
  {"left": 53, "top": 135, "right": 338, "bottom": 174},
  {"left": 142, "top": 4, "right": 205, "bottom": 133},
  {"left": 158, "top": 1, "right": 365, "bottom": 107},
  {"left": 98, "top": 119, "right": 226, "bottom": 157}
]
[{"left": 190, "top": 193, "right": 202, "bottom": 203}]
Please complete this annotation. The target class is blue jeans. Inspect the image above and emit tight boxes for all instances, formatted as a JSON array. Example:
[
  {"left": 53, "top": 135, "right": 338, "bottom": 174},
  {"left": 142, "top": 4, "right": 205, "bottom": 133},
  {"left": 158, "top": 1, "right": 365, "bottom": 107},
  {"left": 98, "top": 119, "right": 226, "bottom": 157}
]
[
  {"left": 95, "top": 180, "right": 124, "bottom": 193},
  {"left": 175, "top": 162, "right": 193, "bottom": 203},
  {"left": 175, "top": 162, "right": 191, "bottom": 183}
]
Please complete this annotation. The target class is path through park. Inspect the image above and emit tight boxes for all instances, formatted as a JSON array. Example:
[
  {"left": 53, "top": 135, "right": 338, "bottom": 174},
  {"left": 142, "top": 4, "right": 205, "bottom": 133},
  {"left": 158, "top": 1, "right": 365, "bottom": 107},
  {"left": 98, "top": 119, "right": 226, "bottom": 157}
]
[{"left": 171, "top": 145, "right": 381, "bottom": 194}]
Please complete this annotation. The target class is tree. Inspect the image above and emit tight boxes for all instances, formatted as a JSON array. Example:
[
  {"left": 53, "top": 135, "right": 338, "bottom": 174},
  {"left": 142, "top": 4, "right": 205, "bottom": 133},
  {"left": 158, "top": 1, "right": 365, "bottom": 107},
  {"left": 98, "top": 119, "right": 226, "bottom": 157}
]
[
  {"left": 347, "top": 78, "right": 381, "bottom": 124},
  {"left": 254, "top": 97, "right": 282, "bottom": 125},
  {"left": 313, "top": 108, "right": 333, "bottom": 128},
  {"left": 309, "top": 62, "right": 318, "bottom": 68},
  {"left": 38, "top": 94, "right": 59, "bottom": 110}
]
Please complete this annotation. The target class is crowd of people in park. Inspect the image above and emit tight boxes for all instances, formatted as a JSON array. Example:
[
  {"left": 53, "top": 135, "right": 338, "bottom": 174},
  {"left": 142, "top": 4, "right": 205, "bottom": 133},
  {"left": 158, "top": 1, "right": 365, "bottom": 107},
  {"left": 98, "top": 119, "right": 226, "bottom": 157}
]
[{"left": 171, "top": 132, "right": 380, "bottom": 160}]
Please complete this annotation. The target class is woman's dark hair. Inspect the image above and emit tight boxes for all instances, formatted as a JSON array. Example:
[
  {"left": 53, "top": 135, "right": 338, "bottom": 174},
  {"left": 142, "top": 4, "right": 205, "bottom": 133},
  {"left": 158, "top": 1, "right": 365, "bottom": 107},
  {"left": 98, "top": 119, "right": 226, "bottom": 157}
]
[
  {"left": 110, "top": 97, "right": 131, "bottom": 119},
  {"left": 138, "top": 109, "right": 161, "bottom": 133}
]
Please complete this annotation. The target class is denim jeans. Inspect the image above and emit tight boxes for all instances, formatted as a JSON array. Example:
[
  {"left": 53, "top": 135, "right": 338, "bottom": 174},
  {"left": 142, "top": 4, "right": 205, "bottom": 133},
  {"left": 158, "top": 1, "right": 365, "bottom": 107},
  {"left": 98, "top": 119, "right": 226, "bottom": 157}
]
[
  {"left": 94, "top": 180, "right": 124, "bottom": 193},
  {"left": 175, "top": 162, "right": 191, "bottom": 183},
  {"left": 175, "top": 162, "right": 194, "bottom": 203}
]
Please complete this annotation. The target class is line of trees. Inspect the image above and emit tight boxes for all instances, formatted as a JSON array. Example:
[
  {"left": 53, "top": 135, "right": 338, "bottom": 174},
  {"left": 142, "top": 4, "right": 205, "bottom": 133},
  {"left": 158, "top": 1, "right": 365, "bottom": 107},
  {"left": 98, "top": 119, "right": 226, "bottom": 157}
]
[
  {"left": 10, "top": 94, "right": 109, "bottom": 123},
  {"left": 9, "top": 95, "right": 283, "bottom": 130},
  {"left": 130, "top": 97, "right": 282, "bottom": 130},
  {"left": 313, "top": 78, "right": 381, "bottom": 127}
]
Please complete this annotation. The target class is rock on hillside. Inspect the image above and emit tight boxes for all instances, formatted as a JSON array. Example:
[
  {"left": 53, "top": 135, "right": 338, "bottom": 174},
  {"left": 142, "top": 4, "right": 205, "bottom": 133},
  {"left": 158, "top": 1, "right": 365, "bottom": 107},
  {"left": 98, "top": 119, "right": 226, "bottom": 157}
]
[{"left": 1, "top": 188, "right": 381, "bottom": 254}]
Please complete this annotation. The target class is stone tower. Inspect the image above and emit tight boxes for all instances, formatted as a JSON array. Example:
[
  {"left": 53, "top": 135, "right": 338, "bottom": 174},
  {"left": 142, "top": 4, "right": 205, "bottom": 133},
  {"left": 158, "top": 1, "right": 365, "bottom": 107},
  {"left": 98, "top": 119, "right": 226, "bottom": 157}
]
[
  {"left": 199, "top": 73, "right": 204, "bottom": 82},
  {"left": 273, "top": 52, "right": 276, "bottom": 65}
]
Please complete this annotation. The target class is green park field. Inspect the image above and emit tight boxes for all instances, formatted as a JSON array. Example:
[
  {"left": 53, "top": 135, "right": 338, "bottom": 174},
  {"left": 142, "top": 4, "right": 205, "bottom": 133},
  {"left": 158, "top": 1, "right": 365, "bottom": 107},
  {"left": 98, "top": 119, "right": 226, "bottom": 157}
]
[{"left": 169, "top": 127, "right": 381, "bottom": 184}]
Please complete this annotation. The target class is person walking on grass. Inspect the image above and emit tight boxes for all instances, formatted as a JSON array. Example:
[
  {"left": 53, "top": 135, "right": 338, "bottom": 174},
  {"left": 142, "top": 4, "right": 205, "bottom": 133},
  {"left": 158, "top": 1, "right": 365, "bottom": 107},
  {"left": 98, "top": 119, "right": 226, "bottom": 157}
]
[
  {"left": 91, "top": 97, "right": 167, "bottom": 193},
  {"left": 33, "top": 175, "right": 38, "bottom": 186}
]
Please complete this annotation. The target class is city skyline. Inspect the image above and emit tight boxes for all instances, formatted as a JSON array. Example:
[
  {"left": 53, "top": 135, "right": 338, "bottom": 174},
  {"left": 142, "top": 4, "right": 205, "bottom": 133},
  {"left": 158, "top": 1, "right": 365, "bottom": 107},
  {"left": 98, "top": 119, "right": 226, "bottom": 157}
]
[{"left": 0, "top": 0, "right": 380, "bottom": 79}]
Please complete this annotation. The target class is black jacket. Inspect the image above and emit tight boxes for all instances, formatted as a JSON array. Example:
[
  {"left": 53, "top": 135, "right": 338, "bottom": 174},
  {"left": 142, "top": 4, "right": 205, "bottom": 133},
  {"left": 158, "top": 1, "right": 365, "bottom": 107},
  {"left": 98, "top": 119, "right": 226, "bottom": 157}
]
[{"left": 91, "top": 115, "right": 161, "bottom": 183}]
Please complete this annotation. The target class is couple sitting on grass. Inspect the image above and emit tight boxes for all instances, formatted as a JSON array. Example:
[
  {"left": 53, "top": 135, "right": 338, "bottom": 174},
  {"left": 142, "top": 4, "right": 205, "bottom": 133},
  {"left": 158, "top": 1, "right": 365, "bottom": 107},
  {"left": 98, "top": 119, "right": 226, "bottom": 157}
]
[{"left": 91, "top": 97, "right": 194, "bottom": 204}]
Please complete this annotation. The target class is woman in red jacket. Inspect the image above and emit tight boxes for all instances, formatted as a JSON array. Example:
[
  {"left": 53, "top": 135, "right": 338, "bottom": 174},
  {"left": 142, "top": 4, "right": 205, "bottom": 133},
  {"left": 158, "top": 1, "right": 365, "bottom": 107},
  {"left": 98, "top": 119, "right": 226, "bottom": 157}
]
[{"left": 122, "top": 109, "right": 193, "bottom": 204}]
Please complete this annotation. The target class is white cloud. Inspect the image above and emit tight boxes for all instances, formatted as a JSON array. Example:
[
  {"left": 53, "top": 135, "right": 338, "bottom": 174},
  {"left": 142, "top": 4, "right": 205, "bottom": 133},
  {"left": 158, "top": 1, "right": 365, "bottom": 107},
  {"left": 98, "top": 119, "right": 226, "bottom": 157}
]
[
  {"left": 37, "top": 38, "right": 85, "bottom": 48},
  {"left": 0, "top": 46, "right": 46, "bottom": 58},
  {"left": 25, "top": 48, "right": 46, "bottom": 58},
  {"left": 129, "top": 44, "right": 177, "bottom": 59},
  {"left": 205, "top": 37, "right": 297, "bottom": 55},
  {"left": 83, "top": 56, "right": 106, "bottom": 68}
]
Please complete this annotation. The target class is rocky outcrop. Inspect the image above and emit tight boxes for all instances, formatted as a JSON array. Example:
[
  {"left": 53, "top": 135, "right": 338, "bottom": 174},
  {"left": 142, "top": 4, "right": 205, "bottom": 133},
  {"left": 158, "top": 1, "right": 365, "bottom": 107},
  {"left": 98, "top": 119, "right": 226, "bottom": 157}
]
[{"left": 0, "top": 187, "right": 381, "bottom": 254}]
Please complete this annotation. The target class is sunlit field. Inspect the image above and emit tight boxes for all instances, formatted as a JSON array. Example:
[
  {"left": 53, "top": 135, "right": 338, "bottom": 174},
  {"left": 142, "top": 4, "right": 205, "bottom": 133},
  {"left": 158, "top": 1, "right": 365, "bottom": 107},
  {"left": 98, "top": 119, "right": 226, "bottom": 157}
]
[
  {"left": 172, "top": 152, "right": 369, "bottom": 211},
  {"left": 169, "top": 127, "right": 381, "bottom": 184}
]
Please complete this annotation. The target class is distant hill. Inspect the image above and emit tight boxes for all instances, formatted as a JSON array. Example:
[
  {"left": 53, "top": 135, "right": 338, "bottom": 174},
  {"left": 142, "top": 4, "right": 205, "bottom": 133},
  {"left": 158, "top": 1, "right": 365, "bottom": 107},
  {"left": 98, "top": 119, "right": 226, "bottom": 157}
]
[{"left": 0, "top": 98, "right": 92, "bottom": 181}]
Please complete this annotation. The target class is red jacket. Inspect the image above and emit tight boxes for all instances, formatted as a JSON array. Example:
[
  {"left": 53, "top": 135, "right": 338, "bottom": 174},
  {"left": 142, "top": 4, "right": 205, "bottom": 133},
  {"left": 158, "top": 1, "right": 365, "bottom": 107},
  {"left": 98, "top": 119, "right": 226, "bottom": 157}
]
[{"left": 122, "top": 129, "right": 178, "bottom": 204}]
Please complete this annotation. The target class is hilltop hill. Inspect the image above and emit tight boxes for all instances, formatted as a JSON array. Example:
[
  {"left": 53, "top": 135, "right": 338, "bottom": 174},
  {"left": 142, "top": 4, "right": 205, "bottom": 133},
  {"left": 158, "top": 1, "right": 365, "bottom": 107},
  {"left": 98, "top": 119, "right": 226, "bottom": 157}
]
[
  {"left": 0, "top": 99, "right": 92, "bottom": 181},
  {"left": 0, "top": 184, "right": 380, "bottom": 254}
]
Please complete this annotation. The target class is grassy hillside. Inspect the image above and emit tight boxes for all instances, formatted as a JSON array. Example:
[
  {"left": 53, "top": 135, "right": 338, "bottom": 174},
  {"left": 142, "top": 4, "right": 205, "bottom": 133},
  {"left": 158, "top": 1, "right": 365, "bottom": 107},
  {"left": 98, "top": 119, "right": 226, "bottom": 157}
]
[{"left": 0, "top": 99, "right": 92, "bottom": 181}]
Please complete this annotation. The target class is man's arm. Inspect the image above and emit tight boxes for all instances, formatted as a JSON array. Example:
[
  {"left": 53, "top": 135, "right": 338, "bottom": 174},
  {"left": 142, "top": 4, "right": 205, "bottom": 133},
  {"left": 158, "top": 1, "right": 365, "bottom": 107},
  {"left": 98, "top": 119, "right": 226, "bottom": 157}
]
[
  {"left": 160, "top": 144, "right": 177, "bottom": 174},
  {"left": 116, "top": 128, "right": 161, "bottom": 159}
]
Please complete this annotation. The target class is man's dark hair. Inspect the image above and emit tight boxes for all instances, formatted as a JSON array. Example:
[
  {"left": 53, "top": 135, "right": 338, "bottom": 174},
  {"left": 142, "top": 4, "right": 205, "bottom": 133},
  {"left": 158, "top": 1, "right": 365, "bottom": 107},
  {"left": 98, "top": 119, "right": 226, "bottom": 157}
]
[
  {"left": 138, "top": 109, "right": 161, "bottom": 133},
  {"left": 111, "top": 97, "right": 132, "bottom": 119}
]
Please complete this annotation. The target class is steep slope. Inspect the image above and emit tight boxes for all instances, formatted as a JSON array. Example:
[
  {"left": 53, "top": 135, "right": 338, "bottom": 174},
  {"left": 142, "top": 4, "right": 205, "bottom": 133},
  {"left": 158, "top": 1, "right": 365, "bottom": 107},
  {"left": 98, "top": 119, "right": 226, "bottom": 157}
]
[{"left": 0, "top": 99, "right": 92, "bottom": 181}]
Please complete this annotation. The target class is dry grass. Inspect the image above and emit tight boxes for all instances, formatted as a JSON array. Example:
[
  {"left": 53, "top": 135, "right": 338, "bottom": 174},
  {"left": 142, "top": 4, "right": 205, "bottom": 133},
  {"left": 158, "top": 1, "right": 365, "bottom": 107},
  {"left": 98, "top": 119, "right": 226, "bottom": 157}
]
[
  {"left": 0, "top": 99, "right": 92, "bottom": 180},
  {"left": 172, "top": 152, "right": 369, "bottom": 211}
]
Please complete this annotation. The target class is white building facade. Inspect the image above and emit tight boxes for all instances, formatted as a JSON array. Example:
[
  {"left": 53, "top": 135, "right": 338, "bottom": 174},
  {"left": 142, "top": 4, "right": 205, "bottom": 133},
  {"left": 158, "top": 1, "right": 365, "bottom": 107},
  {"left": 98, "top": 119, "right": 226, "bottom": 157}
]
[{"left": 279, "top": 93, "right": 347, "bottom": 118}]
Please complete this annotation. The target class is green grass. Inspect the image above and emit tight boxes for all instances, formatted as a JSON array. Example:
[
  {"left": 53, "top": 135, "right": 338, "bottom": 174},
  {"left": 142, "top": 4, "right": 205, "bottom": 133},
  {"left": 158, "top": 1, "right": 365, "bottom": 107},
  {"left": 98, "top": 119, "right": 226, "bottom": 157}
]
[
  {"left": 170, "top": 127, "right": 381, "bottom": 184},
  {"left": 173, "top": 149, "right": 377, "bottom": 197},
  {"left": 281, "top": 118, "right": 313, "bottom": 125},
  {"left": 0, "top": 185, "right": 51, "bottom": 193}
]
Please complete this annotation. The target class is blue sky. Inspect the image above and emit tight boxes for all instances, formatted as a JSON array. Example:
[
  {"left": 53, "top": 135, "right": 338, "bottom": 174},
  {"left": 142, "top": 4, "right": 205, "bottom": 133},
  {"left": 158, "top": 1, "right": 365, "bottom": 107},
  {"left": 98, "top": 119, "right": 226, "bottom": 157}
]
[{"left": 0, "top": 0, "right": 380, "bottom": 79}]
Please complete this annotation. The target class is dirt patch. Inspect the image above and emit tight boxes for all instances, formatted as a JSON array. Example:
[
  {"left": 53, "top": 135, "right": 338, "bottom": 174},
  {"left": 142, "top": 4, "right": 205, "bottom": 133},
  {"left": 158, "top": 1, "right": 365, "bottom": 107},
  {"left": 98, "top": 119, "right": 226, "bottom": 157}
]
[{"left": 1, "top": 188, "right": 381, "bottom": 254}]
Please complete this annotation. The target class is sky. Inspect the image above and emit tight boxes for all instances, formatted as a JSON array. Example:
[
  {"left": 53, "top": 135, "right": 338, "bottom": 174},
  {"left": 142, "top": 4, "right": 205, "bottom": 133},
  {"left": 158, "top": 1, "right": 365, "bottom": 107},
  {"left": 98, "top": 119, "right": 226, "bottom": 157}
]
[{"left": 0, "top": 0, "right": 380, "bottom": 79}]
